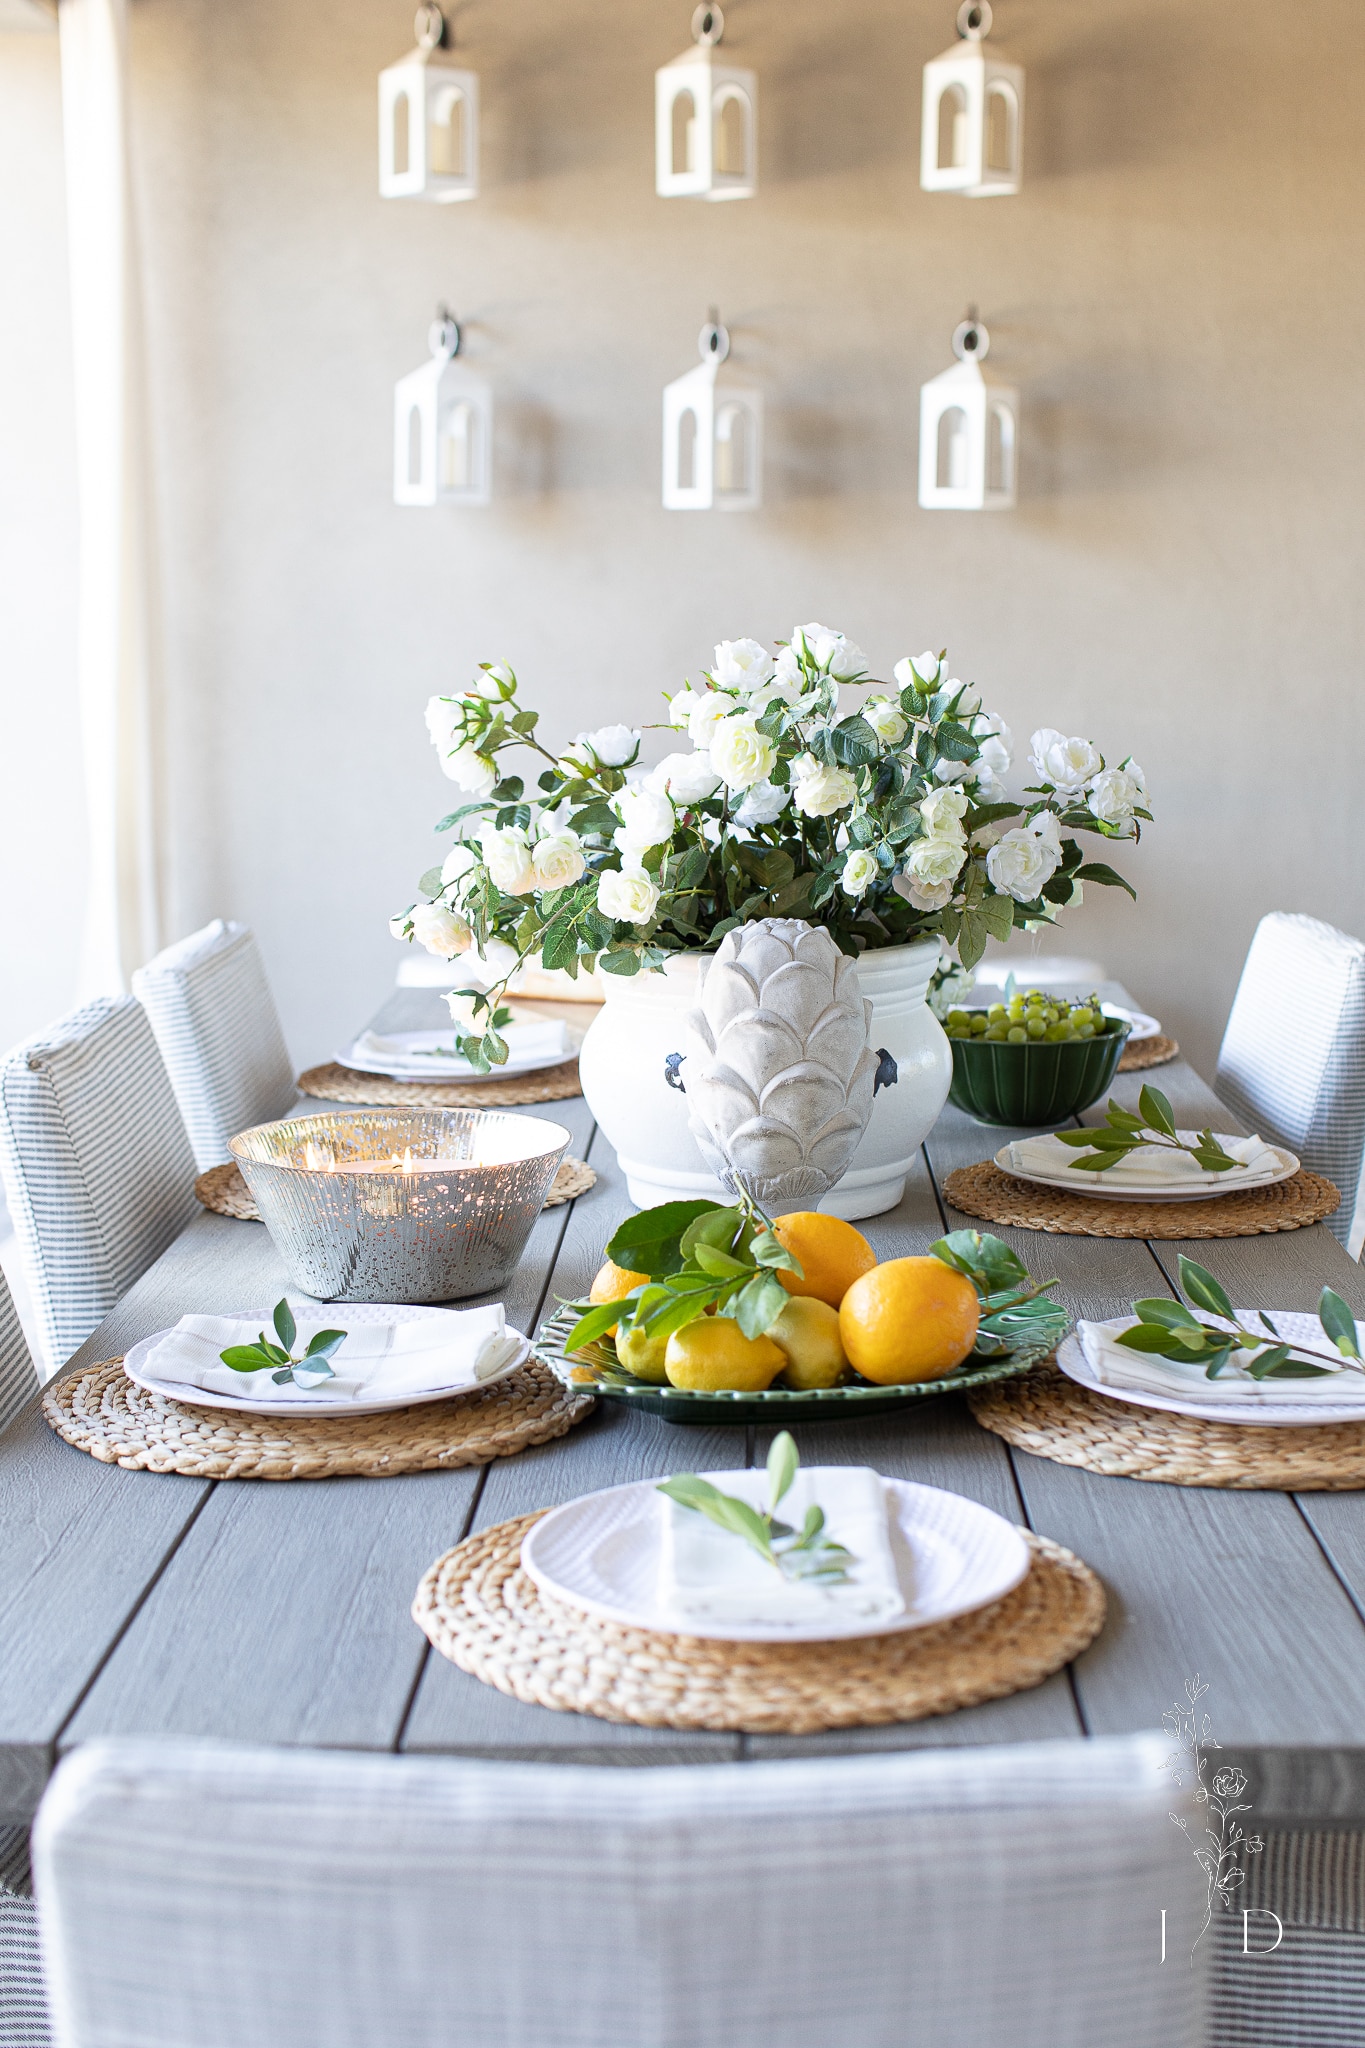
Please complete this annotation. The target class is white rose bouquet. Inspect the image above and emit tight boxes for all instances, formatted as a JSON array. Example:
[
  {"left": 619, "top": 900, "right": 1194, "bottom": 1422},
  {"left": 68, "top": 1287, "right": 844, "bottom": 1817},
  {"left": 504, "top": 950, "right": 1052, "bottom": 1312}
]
[{"left": 393, "top": 628, "right": 1151, "bottom": 1069}]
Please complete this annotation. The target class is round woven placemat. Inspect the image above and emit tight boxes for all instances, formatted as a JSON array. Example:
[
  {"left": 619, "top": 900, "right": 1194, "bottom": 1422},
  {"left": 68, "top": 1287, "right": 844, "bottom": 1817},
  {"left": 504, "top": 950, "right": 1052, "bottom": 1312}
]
[
  {"left": 1118, "top": 1033, "right": 1179, "bottom": 1072},
  {"left": 970, "top": 1365, "right": 1365, "bottom": 1490},
  {"left": 411, "top": 1515, "right": 1105, "bottom": 1734},
  {"left": 297, "top": 1059, "right": 582, "bottom": 1108},
  {"left": 42, "top": 1357, "right": 594, "bottom": 1481},
  {"left": 942, "top": 1160, "right": 1340, "bottom": 1239},
  {"left": 193, "top": 1154, "right": 596, "bottom": 1223}
]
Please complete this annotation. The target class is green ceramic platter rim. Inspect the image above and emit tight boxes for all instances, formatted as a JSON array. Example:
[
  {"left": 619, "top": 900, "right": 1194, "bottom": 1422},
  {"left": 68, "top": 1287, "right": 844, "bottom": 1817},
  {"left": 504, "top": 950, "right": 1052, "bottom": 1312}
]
[{"left": 533, "top": 1302, "right": 1069, "bottom": 1426}]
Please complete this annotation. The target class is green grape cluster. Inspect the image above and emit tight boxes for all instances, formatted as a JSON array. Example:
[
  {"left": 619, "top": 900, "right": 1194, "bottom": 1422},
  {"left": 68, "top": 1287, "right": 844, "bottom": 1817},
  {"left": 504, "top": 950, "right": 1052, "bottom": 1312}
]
[{"left": 945, "top": 990, "right": 1116, "bottom": 1047}]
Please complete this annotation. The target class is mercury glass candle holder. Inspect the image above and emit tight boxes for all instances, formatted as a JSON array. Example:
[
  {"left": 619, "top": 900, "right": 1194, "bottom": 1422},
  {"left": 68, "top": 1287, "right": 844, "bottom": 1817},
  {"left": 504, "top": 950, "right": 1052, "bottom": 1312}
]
[{"left": 229, "top": 1109, "right": 570, "bottom": 1303}]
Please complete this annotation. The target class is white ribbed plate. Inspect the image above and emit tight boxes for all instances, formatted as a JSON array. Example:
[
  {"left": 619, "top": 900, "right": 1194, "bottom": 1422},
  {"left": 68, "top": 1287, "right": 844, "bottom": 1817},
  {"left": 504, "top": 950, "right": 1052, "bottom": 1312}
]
[
  {"left": 995, "top": 1134, "right": 1299, "bottom": 1203},
  {"left": 124, "top": 1304, "right": 531, "bottom": 1417},
  {"left": 336, "top": 1026, "right": 580, "bottom": 1082},
  {"left": 1058, "top": 1321, "right": 1365, "bottom": 1427},
  {"left": 1102, "top": 1004, "right": 1160, "bottom": 1041},
  {"left": 520, "top": 1474, "right": 1030, "bottom": 1643}
]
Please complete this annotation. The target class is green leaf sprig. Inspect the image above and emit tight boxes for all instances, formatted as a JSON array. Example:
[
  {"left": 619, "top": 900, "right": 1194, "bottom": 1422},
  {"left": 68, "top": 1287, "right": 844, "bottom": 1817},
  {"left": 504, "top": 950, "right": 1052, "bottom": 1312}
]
[
  {"left": 1053, "top": 1085, "right": 1241, "bottom": 1176},
  {"left": 657, "top": 1431, "right": 855, "bottom": 1584},
  {"left": 928, "top": 1229, "right": 1069, "bottom": 1355},
  {"left": 219, "top": 1299, "right": 348, "bottom": 1387},
  {"left": 1118, "top": 1257, "right": 1363, "bottom": 1381}
]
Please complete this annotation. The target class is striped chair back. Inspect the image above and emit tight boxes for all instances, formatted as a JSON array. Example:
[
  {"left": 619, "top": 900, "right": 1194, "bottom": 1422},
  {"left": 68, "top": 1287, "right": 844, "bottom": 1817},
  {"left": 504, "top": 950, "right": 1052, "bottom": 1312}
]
[
  {"left": 0, "top": 998, "right": 197, "bottom": 1373},
  {"left": 1216, "top": 912, "right": 1365, "bottom": 1247},
  {"left": 132, "top": 921, "right": 296, "bottom": 1171},
  {"left": 0, "top": 1266, "right": 38, "bottom": 1436}
]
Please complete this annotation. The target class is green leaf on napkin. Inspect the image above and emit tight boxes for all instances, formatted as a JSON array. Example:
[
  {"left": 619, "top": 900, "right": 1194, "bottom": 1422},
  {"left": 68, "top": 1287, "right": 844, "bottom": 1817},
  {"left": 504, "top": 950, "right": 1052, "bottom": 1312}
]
[
  {"left": 220, "top": 1300, "right": 345, "bottom": 1388},
  {"left": 1319, "top": 1288, "right": 1361, "bottom": 1361},
  {"left": 1113, "top": 1263, "right": 1363, "bottom": 1383},
  {"left": 658, "top": 1434, "right": 854, "bottom": 1584}
]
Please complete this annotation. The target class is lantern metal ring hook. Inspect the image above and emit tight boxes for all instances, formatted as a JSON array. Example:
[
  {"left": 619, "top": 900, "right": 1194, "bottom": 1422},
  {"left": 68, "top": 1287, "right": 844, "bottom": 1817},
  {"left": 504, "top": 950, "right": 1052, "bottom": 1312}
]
[
  {"left": 415, "top": 3, "right": 446, "bottom": 52},
  {"left": 698, "top": 308, "right": 731, "bottom": 365},
  {"left": 956, "top": 0, "right": 992, "bottom": 40},
  {"left": 429, "top": 305, "right": 462, "bottom": 360},
  {"left": 952, "top": 313, "right": 990, "bottom": 362},
  {"left": 691, "top": 4, "right": 725, "bottom": 47}
]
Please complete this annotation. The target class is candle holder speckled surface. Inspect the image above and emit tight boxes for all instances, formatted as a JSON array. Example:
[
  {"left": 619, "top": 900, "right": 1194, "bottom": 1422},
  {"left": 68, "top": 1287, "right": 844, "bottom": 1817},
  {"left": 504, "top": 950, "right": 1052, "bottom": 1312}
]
[{"left": 229, "top": 1109, "right": 569, "bottom": 1303}]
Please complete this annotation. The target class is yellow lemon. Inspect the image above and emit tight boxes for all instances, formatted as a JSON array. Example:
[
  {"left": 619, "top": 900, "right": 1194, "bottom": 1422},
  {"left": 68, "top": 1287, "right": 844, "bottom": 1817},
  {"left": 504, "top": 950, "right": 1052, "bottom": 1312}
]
[
  {"left": 839, "top": 1258, "right": 979, "bottom": 1385},
  {"left": 589, "top": 1258, "right": 648, "bottom": 1336},
  {"left": 664, "top": 1318, "right": 785, "bottom": 1393},
  {"left": 615, "top": 1325, "right": 670, "bottom": 1384},
  {"left": 767, "top": 1295, "right": 847, "bottom": 1390},
  {"left": 771, "top": 1212, "right": 877, "bottom": 1308}
]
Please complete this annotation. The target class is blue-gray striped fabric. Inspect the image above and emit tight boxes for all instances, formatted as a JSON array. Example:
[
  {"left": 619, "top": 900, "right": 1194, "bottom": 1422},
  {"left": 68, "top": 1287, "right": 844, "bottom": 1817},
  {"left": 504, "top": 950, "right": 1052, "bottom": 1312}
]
[
  {"left": 1, "top": 1828, "right": 49, "bottom": 2048},
  {"left": 0, "top": 999, "right": 197, "bottom": 1373},
  {"left": 1209, "top": 1829, "right": 1365, "bottom": 2045},
  {"left": 0, "top": 1270, "right": 36, "bottom": 1436},
  {"left": 1216, "top": 912, "right": 1365, "bottom": 1246},
  {"left": 33, "top": 1733, "right": 1203, "bottom": 2048},
  {"left": 131, "top": 921, "right": 296, "bottom": 1172}
]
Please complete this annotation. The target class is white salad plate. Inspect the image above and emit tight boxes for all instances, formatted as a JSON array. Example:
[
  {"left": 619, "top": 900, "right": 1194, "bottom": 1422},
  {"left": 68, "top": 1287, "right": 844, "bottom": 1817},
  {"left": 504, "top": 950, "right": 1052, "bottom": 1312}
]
[
  {"left": 1101, "top": 1004, "right": 1160, "bottom": 1041},
  {"left": 994, "top": 1134, "right": 1300, "bottom": 1204},
  {"left": 1058, "top": 1323, "right": 1365, "bottom": 1428},
  {"left": 335, "top": 1026, "right": 578, "bottom": 1083},
  {"left": 123, "top": 1304, "right": 532, "bottom": 1417},
  {"left": 519, "top": 1474, "right": 1030, "bottom": 1643}
]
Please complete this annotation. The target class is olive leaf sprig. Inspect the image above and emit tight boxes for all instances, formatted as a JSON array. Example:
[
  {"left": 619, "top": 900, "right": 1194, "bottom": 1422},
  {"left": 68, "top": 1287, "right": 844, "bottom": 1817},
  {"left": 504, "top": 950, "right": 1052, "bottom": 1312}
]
[
  {"left": 657, "top": 1431, "right": 855, "bottom": 1584},
  {"left": 219, "top": 1299, "right": 348, "bottom": 1386},
  {"left": 1118, "top": 1257, "right": 1364, "bottom": 1381},
  {"left": 1052, "top": 1085, "right": 1241, "bottom": 1175}
]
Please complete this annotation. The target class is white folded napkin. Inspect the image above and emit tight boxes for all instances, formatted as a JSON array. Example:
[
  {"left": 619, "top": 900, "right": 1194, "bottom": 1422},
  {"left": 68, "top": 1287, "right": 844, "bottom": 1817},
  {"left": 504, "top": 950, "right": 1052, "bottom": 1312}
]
[
  {"left": 350, "top": 1023, "right": 567, "bottom": 1074},
  {"left": 659, "top": 1467, "right": 905, "bottom": 1630},
  {"left": 1007, "top": 1131, "right": 1281, "bottom": 1191},
  {"left": 142, "top": 1304, "right": 522, "bottom": 1406},
  {"left": 1078, "top": 1314, "right": 1365, "bottom": 1407}
]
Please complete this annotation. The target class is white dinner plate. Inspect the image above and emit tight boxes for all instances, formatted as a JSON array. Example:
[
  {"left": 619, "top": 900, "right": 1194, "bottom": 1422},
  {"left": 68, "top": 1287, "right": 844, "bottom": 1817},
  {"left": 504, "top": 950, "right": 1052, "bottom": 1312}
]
[
  {"left": 336, "top": 1028, "right": 577, "bottom": 1083},
  {"left": 520, "top": 1474, "right": 1030, "bottom": 1643},
  {"left": 1102, "top": 1004, "right": 1161, "bottom": 1041},
  {"left": 123, "top": 1304, "right": 531, "bottom": 1417},
  {"left": 994, "top": 1135, "right": 1300, "bottom": 1204},
  {"left": 1057, "top": 1324, "right": 1365, "bottom": 1428}
]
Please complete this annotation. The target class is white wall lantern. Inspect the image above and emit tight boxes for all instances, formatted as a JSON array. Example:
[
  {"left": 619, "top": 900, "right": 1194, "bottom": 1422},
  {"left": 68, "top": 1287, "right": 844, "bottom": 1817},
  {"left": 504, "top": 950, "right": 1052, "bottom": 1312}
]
[
  {"left": 921, "top": 2, "right": 1023, "bottom": 197},
  {"left": 394, "top": 309, "right": 492, "bottom": 507},
  {"left": 655, "top": 5, "right": 757, "bottom": 201},
  {"left": 663, "top": 314, "right": 762, "bottom": 511},
  {"left": 918, "top": 316, "right": 1017, "bottom": 511},
  {"left": 379, "top": 5, "right": 479, "bottom": 203}
]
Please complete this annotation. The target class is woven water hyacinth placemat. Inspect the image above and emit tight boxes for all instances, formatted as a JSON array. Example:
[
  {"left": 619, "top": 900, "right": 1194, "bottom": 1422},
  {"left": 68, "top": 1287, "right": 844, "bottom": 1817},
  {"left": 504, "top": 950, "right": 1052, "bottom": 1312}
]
[
  {"left": 942, "top": 1161, "right": 1340, "bottom": 1239},
  {"left": 193, "top": 1155, "right": 596, "bottom": 1222},
  {"left": 297, "top": 1060, "right": 582, "bottom": 1108},
  {"left": 411, "top": 1516, "right": 1105, "bottom": 1734},
  {"left": 43, "top": 1358, "right": 593, "bottom": 1481},
  {"left": 970, "top": 1365, "right": 1365, "bottom": 1490},
  {"left": 1117, "top": 1034, "right": 1179, "bottom": 1072}
]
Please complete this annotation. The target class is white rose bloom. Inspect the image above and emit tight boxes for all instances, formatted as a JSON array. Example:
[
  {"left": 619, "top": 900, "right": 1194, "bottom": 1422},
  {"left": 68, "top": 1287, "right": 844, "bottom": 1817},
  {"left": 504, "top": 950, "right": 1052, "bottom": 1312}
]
[
  {"left": 710, "top": 714, "right": 777, "bottom": 792},
  {"left": 597, "top": 864, "right": 660, "bottom": 926},
  {"left": 933, "top": 758, "right": 972, "bottom": 785},
  {"left": 841, "top": 848, "right": 879, "bottom": 898},
  {"left": 772, "top": 645, "right": 803, "bottom": 686},
  {"left": 1030, "top": 807, "right": 1064, "bottom": 855},
  {"left": 410, "top": 900, "right": 473, "bottom": 958},
  {"left": 686, "top": 692, "right": 734, "bottom": 749},
  {"left": 1029, "top": 728, "right": 1103, "bottom": 794},
  {"left": 556, "top": 737, "right": 594, "bottom": 777},
  {"left": 919, "top": 785, "right": 970, "bottom": 838},
  {"left": 747, "top": 675, "right": 801, "bottom": 717},
  {"left": 791, "top": 623, "right": 866, "bottom": 679},
  {"left": 388, "top": 907, "right": 414, "bottom": 941},
  {"left": 894, "top": 651, "right": 944, "bottom": 691},
  {"left": 440, "top": 840, "right": 480, "bottom": 894},
  {"left": 986, "top": 818, "right": 1063, "bottom": 903},
  {"left": 790, "top": 755, "right": 857, "bottom": 818},
  {"left": 582, "top": 723, "right": 640, "bottom": 768},
  {"left": 647, "top": 750, "right": 724, "bottom": 804},
  {"left": 613, "top": 785, "right": 676, "bottom": 853},
  {"left": 473, "top": 662, "right": 515, "bottom": 700},
  {"left": 480, "top": 824, "right": 537, "bottom": 895},
  {"left": 668, "top": 686, "right": 706, "bottom": 731},
  {"left": 893, "top": 872, "right": 956, "bottom": 912},
  {"left": 425, "top": 695, "right": 463, "bottom": 753},
  {"left": 944, "top": 679, "right": 982, "bottom": 716},
  {"left": 429, "top": 723, "right": 497, "bottom": 794},
  {"left": 971, "top": 763, "right": 1007, "bottom": 803},
  {"left": 863, "top": 696, "right": 908, "bottom": 746},
  {"left": 530, "top": 831, "right": 586, "bottom": 892},
  {"left": 1089, "top": 762, "right": 1148, "bottom": 828},
  {"left": 974, "top": 732, "right": 1013, "bottom": 780},
  {"left": 711, "top": 638, "right": 774, "bottom": 692},
  {"left": 908, "top": 834, "right": 967, "bottom": 888},
  {"left": 732, "top": 778, "right": 789, "bottom": 828}
]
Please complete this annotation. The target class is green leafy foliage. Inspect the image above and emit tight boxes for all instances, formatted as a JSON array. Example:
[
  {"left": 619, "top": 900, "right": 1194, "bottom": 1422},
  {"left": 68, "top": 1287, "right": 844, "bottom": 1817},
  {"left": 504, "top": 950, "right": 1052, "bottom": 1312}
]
[
  {"left": 219, "top": 1298, "right": 347, "bottom": 1387},
  {"left": 1053, "top": 1088, "right": 1241, "bottom": 1176},
  {"left": 1113, "top": 1257, "right": 1362, "bottom": 1381},
  {"left": 656, "top": 1432, "right": 855, "bottom": 1584}
]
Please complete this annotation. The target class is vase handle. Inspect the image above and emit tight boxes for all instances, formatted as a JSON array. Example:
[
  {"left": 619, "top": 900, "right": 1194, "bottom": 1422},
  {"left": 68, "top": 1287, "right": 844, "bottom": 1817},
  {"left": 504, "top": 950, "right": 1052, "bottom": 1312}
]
[
  {"left": 663, "top": 1051, "right": 686, "bottom": 1093},
  {"left": 873, "top": 1048, "right": 898, "bottom": 1096}
]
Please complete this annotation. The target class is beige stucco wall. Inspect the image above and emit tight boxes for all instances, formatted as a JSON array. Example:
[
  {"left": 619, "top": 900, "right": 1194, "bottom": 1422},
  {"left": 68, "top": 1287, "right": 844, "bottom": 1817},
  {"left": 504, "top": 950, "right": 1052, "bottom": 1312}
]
[{"left": 2, "top": 0, "right": 1362, "bottom": 1076}]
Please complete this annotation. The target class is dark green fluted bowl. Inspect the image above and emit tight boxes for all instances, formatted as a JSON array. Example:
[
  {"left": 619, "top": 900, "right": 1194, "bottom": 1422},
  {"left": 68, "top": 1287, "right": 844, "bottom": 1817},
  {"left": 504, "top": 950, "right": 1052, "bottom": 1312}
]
[{"left": 947, "top": 1017, "right": 1132, "bottom": 1126}]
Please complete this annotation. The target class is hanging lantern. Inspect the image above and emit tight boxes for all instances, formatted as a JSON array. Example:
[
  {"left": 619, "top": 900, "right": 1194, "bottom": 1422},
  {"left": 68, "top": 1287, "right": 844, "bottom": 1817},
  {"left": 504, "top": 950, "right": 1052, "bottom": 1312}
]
[
  {"left": 379, "top": 5, "right": 479, "bottom": 203},
  {"left": 918, "top": 316, "right": 1017, "bottom": 511},
  {"left": 394, "top": 309, "right": 492, "bottom": 508},
  {"left": 662, "top": 313, "right": 762, "bottom": 511},
  {"left": 655, "top": 5, "right": 757, "bottom": 201},
  {"left": 921, "top": 2, "right": 1023, "bottom": 197}
]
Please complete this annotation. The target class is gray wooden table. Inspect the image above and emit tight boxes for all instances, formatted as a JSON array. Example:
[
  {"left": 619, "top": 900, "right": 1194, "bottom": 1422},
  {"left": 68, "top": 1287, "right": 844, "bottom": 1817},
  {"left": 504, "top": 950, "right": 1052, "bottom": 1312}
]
[{"left": 4, "top": 985, "right": 1365, "bottom": 1829}]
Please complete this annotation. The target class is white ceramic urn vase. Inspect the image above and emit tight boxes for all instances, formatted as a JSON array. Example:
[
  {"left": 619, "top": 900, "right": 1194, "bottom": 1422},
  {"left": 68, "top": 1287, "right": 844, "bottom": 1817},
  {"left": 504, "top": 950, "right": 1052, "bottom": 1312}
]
[{"left": 578, "top": 937, "right": 953, "bottom": 1219}]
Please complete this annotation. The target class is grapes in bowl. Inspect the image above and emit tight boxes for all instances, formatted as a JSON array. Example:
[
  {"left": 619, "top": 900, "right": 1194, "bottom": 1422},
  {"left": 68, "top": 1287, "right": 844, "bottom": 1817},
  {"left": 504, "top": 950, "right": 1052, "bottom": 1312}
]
[{"left": 945, "top": 992, "right": 1131, "bottom": 1127}]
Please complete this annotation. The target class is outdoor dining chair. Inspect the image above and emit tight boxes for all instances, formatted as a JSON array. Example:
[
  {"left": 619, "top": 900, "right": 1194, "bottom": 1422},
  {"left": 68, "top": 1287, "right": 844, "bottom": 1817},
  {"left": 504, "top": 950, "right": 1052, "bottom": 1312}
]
[
  {"left": 32, "top": 1732, "right": 1201, "bottom": 2048},
  {"left": 0, "top": 1266, "right": 37, "bottom": 1436},
  {"left": 131, "top": 919, "right": 296, "bottom": 1172},
  {"left": 0, "top": 997, "right": 197, "bottom": 1375},
  {"left": 1215, "top": 911, "right": 1365, "bottom": 1247},
  {"left": 0, "top": 1824, "right": 46, "bottom": 2048}
]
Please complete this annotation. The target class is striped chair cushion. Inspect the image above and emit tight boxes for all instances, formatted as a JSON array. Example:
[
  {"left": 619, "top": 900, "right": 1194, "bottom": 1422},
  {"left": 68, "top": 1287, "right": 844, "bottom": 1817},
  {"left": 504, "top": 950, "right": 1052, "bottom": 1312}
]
[
  {"left": 0, "top": 1270, "right": 37, "bottom": 1436},
  {"left": 131, "top": 921, "right": 295, "bottom": 1172},
  {"left": 1209, "top": 1829, "right": 1365, "bottom": 2045},
  {"left": 33, "top": 1733, "right": 1203, "bottom": 2048},
  {"left": 0, "top": 999, "right": 197, "bottom": 1372},
  {"left": 1, "top": 1828, "right": 49, "bottom": 2048},
  {"left": 1216, "top": 912, "right": 1365, "bottom": 1245}
]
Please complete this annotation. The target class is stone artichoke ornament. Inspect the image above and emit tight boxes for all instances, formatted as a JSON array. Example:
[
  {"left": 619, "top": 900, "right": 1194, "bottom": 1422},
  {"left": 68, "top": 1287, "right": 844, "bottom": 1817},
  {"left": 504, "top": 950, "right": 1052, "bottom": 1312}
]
[{"left": 675, "top": 918, "right": 890, "bottom": 1211}]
